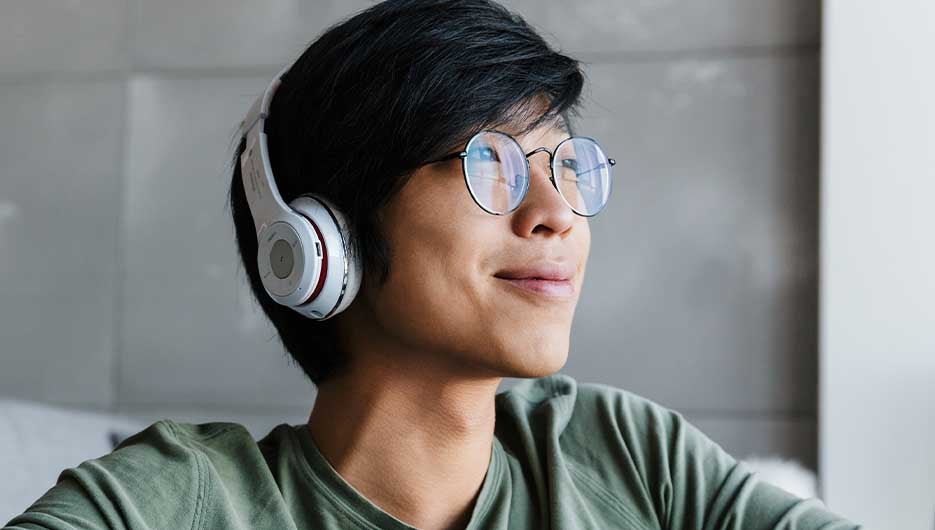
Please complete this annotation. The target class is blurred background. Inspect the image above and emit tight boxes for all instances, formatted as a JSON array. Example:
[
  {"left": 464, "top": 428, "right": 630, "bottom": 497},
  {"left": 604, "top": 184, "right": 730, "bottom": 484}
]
[{"left": 0, "top": 1, "right": 931, "bottom": 529}]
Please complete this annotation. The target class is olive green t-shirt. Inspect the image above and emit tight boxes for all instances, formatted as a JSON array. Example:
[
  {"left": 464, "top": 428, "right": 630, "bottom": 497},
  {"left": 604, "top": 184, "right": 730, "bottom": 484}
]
[{"left": 4, "top": 373, "right": 862, "bottom": 529}]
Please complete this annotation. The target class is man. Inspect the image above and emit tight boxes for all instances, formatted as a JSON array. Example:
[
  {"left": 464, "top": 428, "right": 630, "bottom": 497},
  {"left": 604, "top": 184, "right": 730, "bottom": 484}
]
[{"left": 4, "top": 1, "right": 861, "bottom": 529}]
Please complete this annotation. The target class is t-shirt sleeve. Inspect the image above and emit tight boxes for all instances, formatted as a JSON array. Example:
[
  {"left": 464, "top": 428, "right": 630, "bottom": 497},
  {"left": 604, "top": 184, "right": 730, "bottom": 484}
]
[
  {"left": 579, "top": 383, "right": 864, "bottom": 530},
  {"left": 657, "top": 411, "right": 862, "bottom": 529},
  {"left": 2, "top": 420, "right": 207, "bottom": 530}
]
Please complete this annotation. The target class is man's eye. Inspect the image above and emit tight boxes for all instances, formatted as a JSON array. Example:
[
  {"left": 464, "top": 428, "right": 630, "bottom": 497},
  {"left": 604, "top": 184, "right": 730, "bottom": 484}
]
[
  {"left": 561, "top": 158, "right": 578, "bottom": 170},
  {"left": 471, "top": 147, "right": 499, "bottom": 162}
]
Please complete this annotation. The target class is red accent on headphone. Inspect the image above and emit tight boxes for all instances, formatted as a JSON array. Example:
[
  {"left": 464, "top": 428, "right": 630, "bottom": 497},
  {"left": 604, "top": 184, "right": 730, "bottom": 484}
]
[{"left": 306, "top": 218, "right": 328, "bottom": 302}]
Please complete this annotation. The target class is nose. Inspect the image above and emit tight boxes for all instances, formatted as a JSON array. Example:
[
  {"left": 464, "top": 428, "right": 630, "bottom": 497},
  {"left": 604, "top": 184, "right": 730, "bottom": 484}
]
[{"left": 509, "top": 152, "right": 576, "bottom": 238}]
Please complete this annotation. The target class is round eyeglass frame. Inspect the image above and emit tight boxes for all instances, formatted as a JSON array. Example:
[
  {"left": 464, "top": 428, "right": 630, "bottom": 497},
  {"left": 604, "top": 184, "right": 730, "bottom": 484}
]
[{"left": 425, "top": 129, "right": 616, "bottom": 217}]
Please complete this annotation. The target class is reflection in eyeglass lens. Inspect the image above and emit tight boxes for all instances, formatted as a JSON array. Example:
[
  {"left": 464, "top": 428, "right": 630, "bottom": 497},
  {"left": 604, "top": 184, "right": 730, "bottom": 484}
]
[
  {"left": 465, "top": 132, "right": 526, "bottom": 213},
  {"left": 554, "top": 138, "right": 608, "bottom": 215}
]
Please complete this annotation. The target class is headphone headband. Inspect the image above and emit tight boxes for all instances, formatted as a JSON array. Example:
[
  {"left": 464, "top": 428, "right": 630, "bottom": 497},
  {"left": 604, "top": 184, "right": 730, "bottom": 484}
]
[{"left": 238, "top": 65, "right": 292, "bottom": 237}]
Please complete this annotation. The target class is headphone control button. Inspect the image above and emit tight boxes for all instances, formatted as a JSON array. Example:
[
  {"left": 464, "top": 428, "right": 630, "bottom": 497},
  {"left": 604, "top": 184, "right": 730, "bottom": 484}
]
[{"left": 270, "top": 239, "right": 294, "bottom": 279}]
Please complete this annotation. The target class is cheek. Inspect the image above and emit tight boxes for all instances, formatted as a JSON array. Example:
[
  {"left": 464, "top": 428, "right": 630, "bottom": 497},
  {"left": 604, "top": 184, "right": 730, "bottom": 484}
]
[
  {"left": 367, "top": 173, "right": 498, "bottom": 350},
  {"left": 360, "top": 168, "right": 590, "bottom": 361}
]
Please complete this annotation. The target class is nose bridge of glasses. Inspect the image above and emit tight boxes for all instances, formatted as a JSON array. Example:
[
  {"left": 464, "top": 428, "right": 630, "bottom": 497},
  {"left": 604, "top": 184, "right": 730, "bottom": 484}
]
[
  {"left": 524, "top": 145, "right": 552, "bottom": 161},
  {"left": 524, "top": 146, "right": 554, "bottom": 178}
]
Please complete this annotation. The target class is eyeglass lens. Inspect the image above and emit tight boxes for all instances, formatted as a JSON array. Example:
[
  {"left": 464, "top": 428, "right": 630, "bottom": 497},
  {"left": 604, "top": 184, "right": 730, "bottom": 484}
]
[{"left": 462, "top": 130, "right": 612, "bottom": 216}]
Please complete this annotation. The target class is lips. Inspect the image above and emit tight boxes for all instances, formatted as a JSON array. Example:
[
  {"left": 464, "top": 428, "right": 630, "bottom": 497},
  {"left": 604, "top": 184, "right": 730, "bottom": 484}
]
[
  {"left": 493, "top": 262, "right": 576, "bottom": 298},
  {"left": 493, "top": 262, "right": 576, "bottom": 281}
]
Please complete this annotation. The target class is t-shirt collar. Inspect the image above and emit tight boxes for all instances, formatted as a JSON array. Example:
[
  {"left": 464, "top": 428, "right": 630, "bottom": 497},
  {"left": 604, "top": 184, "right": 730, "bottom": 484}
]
[{"left": 288, "top": 422, "right": 506, "bottom": 529}]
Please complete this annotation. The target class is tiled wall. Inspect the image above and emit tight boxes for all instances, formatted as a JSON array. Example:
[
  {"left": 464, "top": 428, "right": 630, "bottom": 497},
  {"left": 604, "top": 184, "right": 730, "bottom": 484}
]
[{"left": 0, "top": 1, "right": 820, "bottom": 470}]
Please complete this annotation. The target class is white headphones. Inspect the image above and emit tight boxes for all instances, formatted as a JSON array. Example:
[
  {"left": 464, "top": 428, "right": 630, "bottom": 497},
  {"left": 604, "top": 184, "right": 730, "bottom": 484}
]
[{"left": 238, "top": 64, "right": 362, "bottom": 321}]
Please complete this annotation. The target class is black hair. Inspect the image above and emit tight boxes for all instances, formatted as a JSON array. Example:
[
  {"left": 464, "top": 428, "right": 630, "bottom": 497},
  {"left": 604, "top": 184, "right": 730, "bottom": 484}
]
[{"left": 226, "top": 0, "right": 587, "bottom": 386}]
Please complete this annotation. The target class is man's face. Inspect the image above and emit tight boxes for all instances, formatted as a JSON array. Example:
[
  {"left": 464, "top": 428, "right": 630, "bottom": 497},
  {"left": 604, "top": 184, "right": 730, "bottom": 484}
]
[{"left": 353, "top": 121, "right": 590, "bottom": 378}]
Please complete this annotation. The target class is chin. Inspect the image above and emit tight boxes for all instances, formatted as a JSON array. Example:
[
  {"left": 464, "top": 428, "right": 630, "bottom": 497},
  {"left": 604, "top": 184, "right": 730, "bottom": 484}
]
[
  {"left": 498, "top": 335, "right": 571, "bottom": 379},
  {"left": 515, "top": 356, "right": 568, "bottom": 379}
]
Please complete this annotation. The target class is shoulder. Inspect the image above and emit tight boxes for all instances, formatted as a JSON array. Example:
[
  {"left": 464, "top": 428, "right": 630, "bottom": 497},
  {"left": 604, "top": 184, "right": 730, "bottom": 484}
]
[
  {"left": 494, "top": 376, "right": 864, "bottom": 529},
  {"left": 107, "top": 418, "right": 259, "bottom": 481},
  {"left": 565, "top": 376, "right": 698, "bottom": 448},
  {"left": 88, "top": 419, "right": 252, "bottom": 522},
  {"left": 496, "top": 372, "right": 688, "bottom": 440},
  {"left": 534, "top": 374, "right": 729, "bottom": 471},
  {"left": 75, "top": 418, "right": 220, "bottom": 488},
  {"left": 114, "top": 417, "right": 246, "bottom": 450},
  {"left": 143, "top": 418, "right": 264, "bottom": 457},
  {"left": 5, "top": 419, "right": 261, "bottom": 529},
  {"left": 117, "top": 419, "right": 286, "bottom": 497},
  {"left": 495, "top": 374, "right": 708, "bottom": 527},
  {"left": 495, "top": 372, "right": 727, "bottom": 489}
]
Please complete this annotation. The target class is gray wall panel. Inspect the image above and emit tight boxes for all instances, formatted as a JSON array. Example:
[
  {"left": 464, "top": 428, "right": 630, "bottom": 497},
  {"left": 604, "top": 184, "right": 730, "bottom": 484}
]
[
  {"left": 0, "top": 0, "right": 128, "bottom": 75},
  {"left": 505, "top": 0, "right": 820, "bottom": 55},
  {"left": 688, "top": 413, "right": 816, "bottom": 469},
  {"left": 119, "top": 74, "right": 315, "bottom": 408},
  {"left": 567, "top": 55, "right": 820, "bottom": 414},
  {"left": 130, "top": 0, "right": 818, "bottom": 71},
  {"left": 131, "top": 0, "right": 374, "bottom": 71},
  {"left": 0, "top": 79, "right": 125, "bottom": 407}
]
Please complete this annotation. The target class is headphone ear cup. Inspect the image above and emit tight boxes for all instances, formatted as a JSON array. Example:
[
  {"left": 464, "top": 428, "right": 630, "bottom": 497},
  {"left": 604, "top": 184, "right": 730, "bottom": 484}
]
[
  {"left": 287, "top": 194, "right": 361, "bottom": 320},
  {"left": 330, "top": 208, "right": 362, "bottom": 316}
]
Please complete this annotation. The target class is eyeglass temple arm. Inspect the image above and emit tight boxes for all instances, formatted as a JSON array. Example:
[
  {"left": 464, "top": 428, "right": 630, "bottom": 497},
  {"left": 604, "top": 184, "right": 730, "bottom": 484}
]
[{"left": 426, "top": 151, "right": 467, "bottom": 165}]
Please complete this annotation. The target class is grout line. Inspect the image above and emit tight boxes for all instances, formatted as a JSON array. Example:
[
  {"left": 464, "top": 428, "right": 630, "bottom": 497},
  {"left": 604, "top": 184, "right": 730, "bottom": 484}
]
[
  {"left": 109, "top": 0, "right": 135, "bottom": 419},
  {"left": 574, "top": 43, "right": 820, "bottom": 65},
  {"left": 678, "top": 409, "right": 817, "bottom": 421},
  {"left": 128, "top": 65, "right": 281, "bottom": 79},
  {"left": 110, "top": 82, "right": 128, "bottom": 415},
  {"left": 133, "top": 44, "right": 821, "bottom": 73},
  {"left": 0, "top": 67, "right": 277, "bottom": 83},
  {"left": 0, "top": 43, "right": 820, "bottom": 85},
  {"left": 0, "top": 71, "right": 127, "bottom": 84},
  {"left": 126, "top": 0, "right": 138, "bottom": 73}
]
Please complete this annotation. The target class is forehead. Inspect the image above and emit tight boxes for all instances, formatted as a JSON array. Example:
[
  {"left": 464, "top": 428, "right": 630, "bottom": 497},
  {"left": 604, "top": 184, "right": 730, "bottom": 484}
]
[{"left": 501, "top": 115, "right": 571, "bottom": 150}]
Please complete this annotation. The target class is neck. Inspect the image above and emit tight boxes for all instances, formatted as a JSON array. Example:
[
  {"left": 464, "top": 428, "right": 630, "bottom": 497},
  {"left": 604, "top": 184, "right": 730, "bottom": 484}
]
[{"left": 307, "top": 334, "right": 502, "bottom": 530}]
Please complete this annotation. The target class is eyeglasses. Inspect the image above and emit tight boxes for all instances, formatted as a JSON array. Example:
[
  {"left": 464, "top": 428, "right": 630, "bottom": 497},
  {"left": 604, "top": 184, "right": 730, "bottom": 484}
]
[{"left": 424, "top": 129, "right": 616, "bottom": 217}]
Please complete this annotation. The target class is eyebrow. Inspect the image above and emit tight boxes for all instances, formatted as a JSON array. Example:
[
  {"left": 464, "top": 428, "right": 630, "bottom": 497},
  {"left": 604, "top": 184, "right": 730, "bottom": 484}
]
[{"left": 507, "top": 118, "right": 571, "bottom": 142}]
